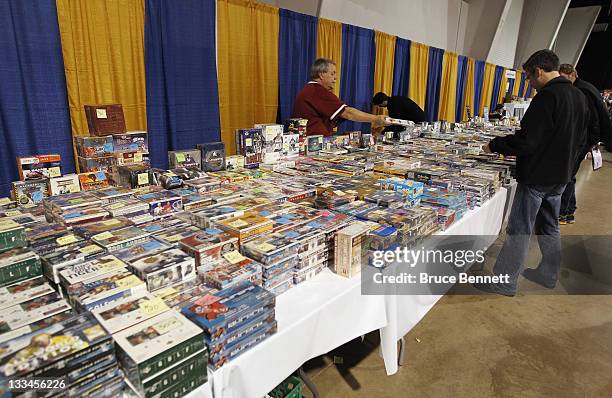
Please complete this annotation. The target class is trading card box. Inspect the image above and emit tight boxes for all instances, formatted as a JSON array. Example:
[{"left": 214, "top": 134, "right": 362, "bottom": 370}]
[
  {"left": 0, "top": 207, "right": 22, "bottom": 219},
  {"left": 170, "top": 167, "right": 207, "bottom": 181},
  {"left": 209, "top": 316, "right": 276, "bottom": 368},
  {"left": 153, "top": 280, "right": 215, "bottom": 310},
  {"left": 91, "top": 226, "right": 150, "bottom": 252},
  {"left": 183, "top": 176, "right": 223, "bottom": 194},
  {"left": 179, "top": 229, "right": 239, "bottom": 268},
  {"left": 188, "top": 204, "right": 252, "bottom": 229},
  {"left": 129, "top": 248, "right": 196, "bottom": 292},
  {"left": 70, "top": 269, "right": 148, "bottom": 312},
  {"left": 0, "top": 311, "right": 74, "bottom": 345},
  {"left": 84, "top": 104, "right": 126, "bottom": 135},
  {"left": 180, "top": 192, "right": 213, "bottom": 212},
  {"left": 60, "top": 254, "right": 128, "bottom": 292},
  {"left": 241, "top": 233, "right": 299, "bottom": 265},
  {"left": 5, "top": 214, "right": 39, "bottom": 229},
  {"left": 235, "top": 128, "right": 264, "bottom": 168},
  {"left": 91, "top": 291, "right": 170, "bottom": 334},
  {"left": 16, "top": 154, "right": 62, "bottom": 181},
  {"left": 152, "top": 225, "right": 200, "bottom": 246},
  {"left": 45, "top": 191, "right": 101, "bottom": 212},
  {"left": 198, "top": 142, "right": 226, "bottom": 172},
  {"left": 284, "top": 118, "right": 308, "bottom": 134},
  {"left": 215, "top": 212, "right": 273, "bottom": 241},
  {"left": 136, "top": 190, "right": 182, "bottom": 217},
  {"left": 49, "top": 174, "right": 81, "bottom": 196},
  {"left": 112, "top": 131, "right": 148, "bottom": 152},
  {"left": 113, "top": 238, "right": 172, "bottom": 264},
  {"left": 73, "top": 217, "right": 133, "bottom": 239},
  {"left": 0, "top": 313, "right": 113, "bottom": 387},
  {"left": 77, "top": 155, "right": 114, "bottom": 174},
  {"left": 334, "top": 200, "right": 379, "bottom": 217},
  {"left": 134, "top": 371, "right": 206, "bottom": 398},
  {"left": 111, "top": 151, "right": 150, "bottom": 168},
  {"left": 133, "top": 348, "right": 206, "bottom": 398},
  {"left": 208, "top": 170, "right": 252, "bottom": 183},
  {"left": 181, "top": 281, "right": 275, "bottom": 342},
  {"left": 296, "top": 247, "right": 330, "bottom": 271},
  {"left": 113, "top": 310, "right": 205, "bottom": 386},
  {"left": 225, "top": 155, "right": 245, "bottom": 171},
  {"left": 0, "top": 247, "right": 41, "bottom": 288},
  {"left": 334, "top": 222, "right": 371, "bottom": 278},
  {"left": 53, "top": 205, "right": 110, "bottom": 227},
  {"left": 0, "top": 292, "right": 72, "bottom": 339},
  {"left": 305, "top": 135, "right": 324, "bottom": 155},
  {"left": 153, "top": 170, "right": 184, "bottom": 191},
  {"left": 103, "top": 199, "right": 150, "bottom": 219},
  {"left": 0, "top": 198, "right": 17, "bottom": 211},
  {"left": 262, "top": 266, "right": 293, "bottom": 288},
  {"left": 168, "top": 149, "right": 202, "bottom": 170},
  {"left": 0, "top": 219, "right": 26, "bottom": 253},
  {"left": 363, "top": 191, "right": 406, "bottom": 209},
  {"left": 75, "top": 135, "right": 114, "bottom": 158},
  {"left": 201, "top": 257, "right": 263, "bottom": 290},
  {"left": 205, "top": 309, "right": 274, "bottom": 356},
  {"left": 64, "top": 363, "right": 122, "bottom": 398},
  {"left": 23, "top": 223, "right": 70, "bottom": 249},
  {"left": 294, "top": 263, "right": 327, "bottom": 285},
  {"left": 261, "top": 255, "right": 298, "bottom": 280},
  {"left": 266, "top": 276, "right": 293, "bottom": 296},
  {"left": 41, "top": 241, "right": 105, "bottom": 285},
  {"left": 78, "top": 171, "right": 110, "bottom": 191},
  {"left": 11, "top": 179, "right": 49, "bottom": 207},
  {"left": 139, "top": 217, "right": 191, "bottom": 236},
  {"left": 281, "top": 133, "right": 300, "bottom": 158},
  {"left": 117, "top": 164, "right": 151, "bottom": 189},
  {"left": 0, "top": 276, "right": 55, "bottom": 311}
]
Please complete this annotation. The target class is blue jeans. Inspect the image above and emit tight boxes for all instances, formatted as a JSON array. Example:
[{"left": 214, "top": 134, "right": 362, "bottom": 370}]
[{"left": 493, "top": 183, "right": 566, "bottom": 292}]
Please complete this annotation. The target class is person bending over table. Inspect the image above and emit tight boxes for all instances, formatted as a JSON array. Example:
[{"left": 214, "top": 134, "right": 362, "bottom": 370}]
[{"left": 292, "top": 58, "right": 390, "bottom": 136}]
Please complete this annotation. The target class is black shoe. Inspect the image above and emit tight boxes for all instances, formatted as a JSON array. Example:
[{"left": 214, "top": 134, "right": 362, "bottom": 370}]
[
  {"left": 522, "top": 268, "right": 556, "bottom": 289},
  {"left": 472, "top": 282, "right": 516, "bottom": 297},
  {"left": 559, "top": 215, "right": 567, "bottom": 225},
  {"left": 566, "top": 214, "right": 575, "bottom": 224}
]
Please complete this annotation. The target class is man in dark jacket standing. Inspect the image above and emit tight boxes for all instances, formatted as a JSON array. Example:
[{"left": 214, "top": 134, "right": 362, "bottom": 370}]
[
  {"left": 557, "top": 63, "right": 612, "bottom": 224},
  {"left": 476, "top": 50, "right": 589, "bottom": 296},
  {"left": 372, "top": 92, "right": 427, "bottom": 134}
]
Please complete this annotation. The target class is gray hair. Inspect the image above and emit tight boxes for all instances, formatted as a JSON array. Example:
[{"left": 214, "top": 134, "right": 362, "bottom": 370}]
[{"left": 310, "top": 58, "right": 336, "bottom": 80}]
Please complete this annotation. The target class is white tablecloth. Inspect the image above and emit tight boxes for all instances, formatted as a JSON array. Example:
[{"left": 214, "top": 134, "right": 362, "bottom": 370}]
[
  {"left": 206, "top": 268, "right": 388, "bottom": 398},
  {"left": 379, "top": 188, "right": 508, "bottom": 375}
]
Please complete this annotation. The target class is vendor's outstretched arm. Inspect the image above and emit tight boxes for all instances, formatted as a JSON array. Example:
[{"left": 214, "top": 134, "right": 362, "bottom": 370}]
[{"left": 341, "top": 107, "right": 390, "bottom": 128}]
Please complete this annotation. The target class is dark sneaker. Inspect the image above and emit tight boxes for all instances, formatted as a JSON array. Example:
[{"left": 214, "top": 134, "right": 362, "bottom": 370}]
[
  {"left": 472, "top": 282, "right": 516, "bottom": 297},
  {"left": 522, "top": 268, "right": 556, "bottom": 289},
  {"left": 566, "top": 214, "right": 575, "bottom": 224}
]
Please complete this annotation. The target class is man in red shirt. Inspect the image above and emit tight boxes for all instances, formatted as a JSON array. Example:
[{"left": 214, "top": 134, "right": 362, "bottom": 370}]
[{"left": 292, "top": 58, "right": 389, "bottom": 136}]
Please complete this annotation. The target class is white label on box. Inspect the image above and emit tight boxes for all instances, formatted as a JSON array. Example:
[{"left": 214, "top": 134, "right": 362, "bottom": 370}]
[{"left": 96, "top": 109, "right": 108, "bottom": 119}]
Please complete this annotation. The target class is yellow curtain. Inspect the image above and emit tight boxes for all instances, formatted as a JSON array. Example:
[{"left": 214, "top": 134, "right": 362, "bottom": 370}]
[
  {"left": 462, "top": 58, "right": 475, "bottom": 122},
  {"left": 409, "top": 42, "right": 429, "bottom": 109},
  {"left": 438, "top": 52, "right": 458, "bottom": 122},
  {"left": 56, "top": 0, "right": 147, "bottom": 148},
  {"left": 498, "top": 68, "right": 509, "bottom": 104},
  {"left": 317, "top": 18, "right": 342, "bottom": 98},
  {"left": 217, "top": 0, "right": 279, "bottom": 154},
  {"left": 373, "top": 31, "right": 396, "bottom": 116},
  {"left": 512, "top": 70, "right": 521, "bottom": 97},
  {"left": 480, "top": 62, "right": 496, "bottom": 115}
]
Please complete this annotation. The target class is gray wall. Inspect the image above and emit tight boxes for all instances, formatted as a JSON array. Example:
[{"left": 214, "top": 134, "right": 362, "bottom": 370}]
[{"left": 553, "top": 6, "right": 601, "bottom": 67}]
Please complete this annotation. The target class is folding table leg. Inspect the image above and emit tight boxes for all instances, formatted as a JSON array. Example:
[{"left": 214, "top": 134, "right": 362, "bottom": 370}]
[
  {"left": 298, "top": 366, "right": 320, "bottom": 398},
  {"left": 398, "top": 336, "right": 406, "bottom": 366}
]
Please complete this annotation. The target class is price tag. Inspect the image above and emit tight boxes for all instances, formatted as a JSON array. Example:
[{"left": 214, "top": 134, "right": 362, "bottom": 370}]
[
  {"left": 245, "top": 138, "right": 253, "bottom": 147},
  {"left": 333, "top": 190, "right": 346, "bottom": 196},
  {"left": 255, "top": 242, "right": 276, "bottom": 252},
  {"left": 137, "top": 173, "right": 149, "bottom": 185},
  {"left": 116, "top": 275, "right": 142, "bottom": 289},
  {"left": 154, "top": 287, "right": 177, "bottom": 299},
  {"left": 152, "top": 318, "right": 179, "bottom": 335},
  {"left": 165, "top": 234, "right": 184, "bottom": 242},
  {"left": 139, "top": 297, "right": 169, "bottom": 316},
  {"left": 228, "top": 219, "right": 248, "bottom": 228},
  {"left": 79, "top": 244, "right": 101, "bottom": 255},
  {"left": 56, "top": 234, "right": 79, "bottom": 246},
  {"left": 175, "top": 153, "right": 186, "bottom": 162},
  {"left": 102, "top": 219, "right": 121, "bottom": 226},
  {"left": 0, "top": 198, "right": 13, "bottom": 206},
  {"left": 49, "top": 168, "right": 61, "bottom": 178},
  {"left": 94, "top": 231, "right": 114, "bottom": 241},
  {"left": 99, "top": 258, "right": 124, "bottom": 270},
  {"left": 223, "top": 250, "right": 247, "bottom": 264},
  {"left": 318, "top": 137, "right": 324, "bottom": 143},
  {"left": 96, "top": 109, "right": 108, "bottom": 119},
  {"left": 4, "top": 210, "right": 21, "bottom": 217},
  {"left": 134, "top": 153, "right": 143, "bottom": 163}
]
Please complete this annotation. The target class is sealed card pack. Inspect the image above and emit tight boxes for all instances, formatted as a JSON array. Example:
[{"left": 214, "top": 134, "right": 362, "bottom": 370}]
[{"left": 129, "top": 248, "right": 196, "bottom": 292}]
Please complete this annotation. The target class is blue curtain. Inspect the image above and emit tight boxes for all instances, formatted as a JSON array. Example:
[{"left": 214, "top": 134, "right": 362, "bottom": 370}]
[
  {"left": 424, "top": 47, "right": 444, "bottom": 121},
  {"left": 339, "top": 25, "right": 376, "bottom": 133},
  {"left": 490, "top": 65, "right": 504, "bottom": 109},
  {"left": 145, "top": 0, "right": 221, "bottom": 169},
  {"left": 526, "top": 83, "right": 533, "bottom": 98},
  {"left": 455, "top": 55, "right": 468, "bottom": 122},
  {"left": 473, "top": 60, "right": 486, "bottom": 116},
  {"left": 518, "top": 73, "right": 527, "bottom": 98},
  {"left": 507, "top": 77, "right": 515, "bottom": 98},
  {"left": 279, "top": 10, "right": 318, "bottom": 122},
  {"left": 392, "top": 38, "right": 411, "bottom": 96},
  {"left": 0, "top": 0, "right": 75, "bottom": 197}
]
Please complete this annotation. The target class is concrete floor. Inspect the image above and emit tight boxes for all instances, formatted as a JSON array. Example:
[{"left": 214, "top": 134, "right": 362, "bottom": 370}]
[{"left": 302, "top": 152, "right": 612, "bottom": 398}]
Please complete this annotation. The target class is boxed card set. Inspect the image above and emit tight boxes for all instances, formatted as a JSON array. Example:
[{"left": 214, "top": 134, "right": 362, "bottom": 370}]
[
  {"left": 75, "top": 135, "right": 114, "bottom": 157},
  {"left": 84, "top": 104, "right": 127, "bottom": 135},
  {"left": 236, "top": 128, "right": 264, "bottom": 168},
  {"left": 129, "top": 248, "right": 197, "bottom": 292},
  {"left": 49, "top": 174, "right": 81, "bottom": 196},
  {"left": 112, "top": 131, "right": 148, "bottom": 152},
  {"left": 0, "top": 247, "right": 41, "bottom": 288},
  {"left": 168, "top": 149, "right": 202, "bottom": 169},
  {"left": 91, "top": 226, "right": 150, "bottom": 252},
  {"left": 16, "top": 154, "right": 62, "bottom": 181},
  {"left": 198, "top": 142, "right": 226, "bottom": 172}
]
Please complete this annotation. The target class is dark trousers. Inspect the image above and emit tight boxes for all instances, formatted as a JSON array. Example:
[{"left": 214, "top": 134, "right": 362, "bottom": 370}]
[
  {"left": 560, "top": 154, "right": 586, "bottom": 216},
  {"left": 493, "top": 183, "right": 566, "bottom": 292}
]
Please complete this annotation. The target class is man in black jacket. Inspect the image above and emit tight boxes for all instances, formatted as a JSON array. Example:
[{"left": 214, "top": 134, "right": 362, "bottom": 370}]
[
  {"left": 558, "top": 63, "right": 612, "bottom": 224},
  {"left": 476, "top": 50, "right": 589, "bottom": 296},
  {"left": 372, "top": 92, "right": 427, "bottom": 133}
]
